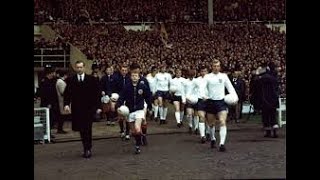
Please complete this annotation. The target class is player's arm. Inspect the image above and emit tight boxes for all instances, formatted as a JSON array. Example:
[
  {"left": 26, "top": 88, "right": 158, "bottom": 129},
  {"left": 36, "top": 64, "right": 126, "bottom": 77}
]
[
  {"left": 143, "top": 84, "right": 153, "bottom": 110},
  {"left": 116, "top": 85, "right": 127, "bottom": 109},
  {"left": 224, "top": 74, "right": 238, "bottom": 99}
]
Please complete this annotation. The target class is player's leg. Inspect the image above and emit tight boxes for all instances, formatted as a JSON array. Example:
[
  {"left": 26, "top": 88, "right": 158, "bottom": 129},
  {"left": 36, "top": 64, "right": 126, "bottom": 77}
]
[
  {"left": 186, "top": 106, "right": 194, "bottom": 134},
  {"left": 206, "top": 113, "right": 217, "bottom": 148},
  {"left": 161, "top": 92, "right": 170, "bottom": 123},
  {"left": 216, "top": 110, "right": 228, "bottom": 152},
  {"left": 157, "top": 92, "right": 165, "bottom": 124},
  {"left": 193, "top": 109, "right": 199, "bottom": 134},
  {"left": 198, "top": 110, "right": 206, "bottom": 143},
  {"left": 133, "top": 111, "right": 144, "bottom": 154},
  {"left": 153, "top": 98, "right": 159, "bottom": 121},
  {"left": 112, "top": 101, "right": 125, "bottom": 138},
  {"left": 173, "top": 100, "right": 182, "bottom": 127},
  {"left": 141, "top": 108, "right": 148, "bottom": 145},
  {"left": 197, "top": 99, "right": 208, "bottom": 142},
  {"left": 101, "top": 103, "right": 108, "bottom": 124},
  {"left": 180, "top": 103, "right": 185, "bottom": 125}
]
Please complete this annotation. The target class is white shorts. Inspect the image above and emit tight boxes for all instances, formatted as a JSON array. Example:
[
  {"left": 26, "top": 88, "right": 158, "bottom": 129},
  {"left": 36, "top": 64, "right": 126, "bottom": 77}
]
[{"left": 128, "top": 110, "right": 145, "bottom": 122}]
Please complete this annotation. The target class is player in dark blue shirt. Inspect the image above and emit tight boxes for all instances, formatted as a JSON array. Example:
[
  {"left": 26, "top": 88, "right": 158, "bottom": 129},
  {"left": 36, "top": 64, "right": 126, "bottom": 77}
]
[{"left": 116, "top": 63, "right": 152, "bottom": 154}]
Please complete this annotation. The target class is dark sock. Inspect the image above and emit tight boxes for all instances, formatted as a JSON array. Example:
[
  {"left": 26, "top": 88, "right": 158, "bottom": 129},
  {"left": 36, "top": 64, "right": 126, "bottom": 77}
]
[
  {"left": 141, "top": 124, "right": 147, "bottom": 135},
  {"left": 125, "top": 122, "right": 130, "bottom": 135},
  {"left": 119, "top": 120, "right": 124, "bottom": 132},
  {"left": 135, "top": 133, "right": 141, "bottom": 146}
]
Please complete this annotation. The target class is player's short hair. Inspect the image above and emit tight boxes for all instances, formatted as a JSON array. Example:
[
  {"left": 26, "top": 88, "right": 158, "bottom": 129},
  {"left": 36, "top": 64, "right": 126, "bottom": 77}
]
[
  {"left": 151, "top": 66, "right": 157, "bottom": 72},
  {"left": 212, "top": 59, "right": 220, "bottom": 64},
  {"left": 130, "top": 63, "right": 141, "bottom": 74},
  {"left": 187, "top": 69, "right": 197, "bottom": 78},
  {"left": 130, "top": 62, "right": 141, "bottom": 71},
  {"left": 199, "top": 65, "right": 207, "bottom": 70},
  {"left": 75, "top": 60, "right": 85, "bottom": 66},
  {"left": 120, "top": 63, "right": 128, "bottom": 69}
]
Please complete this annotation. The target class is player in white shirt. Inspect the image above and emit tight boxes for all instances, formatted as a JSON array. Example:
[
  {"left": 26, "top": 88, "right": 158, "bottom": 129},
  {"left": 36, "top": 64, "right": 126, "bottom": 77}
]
[
  {"left": 194, "top": 65, "right": 209, "bottom": 143},
  {"left": 183, "top": 69, "right": 198, "bottom": 134},
  {"left": 146, "top": 66, "right": 159, "bottom": 121},
  {"left": 169, "top": 68, "right": 186, "bottom": 128},
  {"left": 204, "top": 59, "right": 238, "bottom": 152},
  {"left": 154, "top": 64, "right": 172, "bottom": 124}
]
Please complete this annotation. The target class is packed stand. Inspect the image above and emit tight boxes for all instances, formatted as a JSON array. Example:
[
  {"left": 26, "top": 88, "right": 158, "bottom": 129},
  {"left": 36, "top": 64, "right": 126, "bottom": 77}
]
[
  {"left": 213, "top": 0, "right": 286, "bottom": 22},
  {"left": 34, "top": 37, "right": 70, "bottom": 51},
  {"left": 51, "top": 22, "right": 285, "bottom": 98},
  {"left": 34, "top": 0, "right": 285, "bottom": 24}
]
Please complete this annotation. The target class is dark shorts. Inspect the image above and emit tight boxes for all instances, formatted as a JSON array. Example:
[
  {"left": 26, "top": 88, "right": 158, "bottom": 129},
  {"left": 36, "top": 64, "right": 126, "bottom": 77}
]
[
  {"left": 206, "top": 99, "right": 228, "bottom": 114},
  {"left": 155, "top": 91, "right": 171, "bottom": 100},
  {"left": 172, "top": 95, "right": 182, "bottom": 103},
  {"left": 185, "top": 102, "right": 198, "bottom": 110},
  {"left": 197, "top": 99, "right": 207, "bottom": 111}
]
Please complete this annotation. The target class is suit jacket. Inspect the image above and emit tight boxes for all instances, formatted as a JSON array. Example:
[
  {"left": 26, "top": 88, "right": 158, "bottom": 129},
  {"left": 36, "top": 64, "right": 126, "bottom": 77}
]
[
  {"left": 39, "top": 77, "right": 58, "bottom": 107},
  {"left": 64, "top": 74, "right": 100, "bottom": 131},
  {"left": 249, "top": 75, "right": 261, "bottom": 109},
  {"left": 100, "top": 74, "right": 116, "bottom": 96},
  {"left": 232, "top": 78, "right": 246, "bottom": 102},
  {"left": 255, "top": 72, "right": 279, "bottom": 110},
  {"left": 113, "top": 72, "right": 131, "bottom": 94}
]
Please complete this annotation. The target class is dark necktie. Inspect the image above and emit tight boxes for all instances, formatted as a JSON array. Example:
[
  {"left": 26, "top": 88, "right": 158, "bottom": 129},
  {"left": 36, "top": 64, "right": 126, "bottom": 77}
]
[{"left": 79, "top": 75, "right": 83, "bottom": 82}]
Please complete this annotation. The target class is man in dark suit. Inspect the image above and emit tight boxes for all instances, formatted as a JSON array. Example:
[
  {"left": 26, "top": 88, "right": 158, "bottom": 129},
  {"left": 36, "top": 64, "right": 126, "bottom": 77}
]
[
  {"left": 100, "top": 65, "right": 117, "bottom": 125},
  {"left": 39, "top": 65, "right": 59, "bottom": 140},
  {"left": 249, "top": 70, "right": 261, "bottom": 115},
  {"left": 255, "top": 62, "right": 280, "bottom": 138},
  {"left": 64, "top": 61, "right": 101, "bottom": 158},
  {"left": 231, "top": 71, "right": 246, "bottom": 122},
  {"left": 113, "top": 64, "right": 131, "bottom": 140}
]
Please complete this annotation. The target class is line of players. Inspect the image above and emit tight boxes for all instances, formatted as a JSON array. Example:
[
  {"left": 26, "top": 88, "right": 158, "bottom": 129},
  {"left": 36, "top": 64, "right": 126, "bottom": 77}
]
[{"left": 100, "top": 59, "right": 238, "bottom": 154}]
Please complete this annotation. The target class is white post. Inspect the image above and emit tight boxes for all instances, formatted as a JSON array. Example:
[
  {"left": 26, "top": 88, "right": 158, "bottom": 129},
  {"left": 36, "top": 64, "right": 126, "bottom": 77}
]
[
  {"left": 208, "top": 0, "right": 213, "bottom": 26},
  {"left": 278, "top": 98, "right": 286, "bottom": 127},
  {"left": 45, "top": 108, "right": 51, "bottom": 142}
]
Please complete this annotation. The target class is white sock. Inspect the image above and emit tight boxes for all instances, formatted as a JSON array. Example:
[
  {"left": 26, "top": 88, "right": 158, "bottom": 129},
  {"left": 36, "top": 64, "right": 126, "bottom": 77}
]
[
  {"left": 152, "top": 104, "right": 155, "bottom": 113},
  {"left": 219, "top": 126, "right": 227, "bottom": 145},
  {"left": 194, "top": 116, "right": 199, "bottom": 130},
  {"left": 210, "top": 126, "right": 216, "bottom": 141},
  {"left": 175, "top": 112, "right": 181, "bottom": 124},
  {"left": 154, "top": 105, "right": 159, "bottom": 118},
  {"left": 159, "top": 107, "right": 164, "bottom": 120},
  {"left": 163, "top": 107, "right": 168, "bottom": 120},
  {"left": 205, "top": 124, "right": 210, "bottom": 134},
  {"left": 199, "top": 122, "right": 205, "bottom": 137},
  {"left": 187, "top": 115, "right": 193, "bottom": 128},
  {"left": 180, "top": 111, "right": 184, "bottom": 122}
]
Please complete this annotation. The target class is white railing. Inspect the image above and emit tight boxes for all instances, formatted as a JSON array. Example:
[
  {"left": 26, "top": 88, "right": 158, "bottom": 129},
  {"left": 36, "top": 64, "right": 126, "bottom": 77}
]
[
  {"left": 277, "top": 97, "right": 286, "bottom": 127},
  {"left": 34, "top": 48, "right": 70, "bottom": 68},
  {"left": 34, "top": 107, "right": 51, "bottom": 143},
  {"left": 242, "top": 97, "right": 286, "bottom": 128}
]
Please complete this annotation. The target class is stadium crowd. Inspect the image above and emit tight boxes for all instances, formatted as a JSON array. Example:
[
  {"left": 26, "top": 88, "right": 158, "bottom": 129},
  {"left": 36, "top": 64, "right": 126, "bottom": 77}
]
[
  {"left": 34, "top": 0, "right": 285, "bottom": 24},
  {"left": 51, "top": 22, "right": 286, "bottom": 98},
  {"left": 34, "top": 37, "right": 70, "bottom": 51}
]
